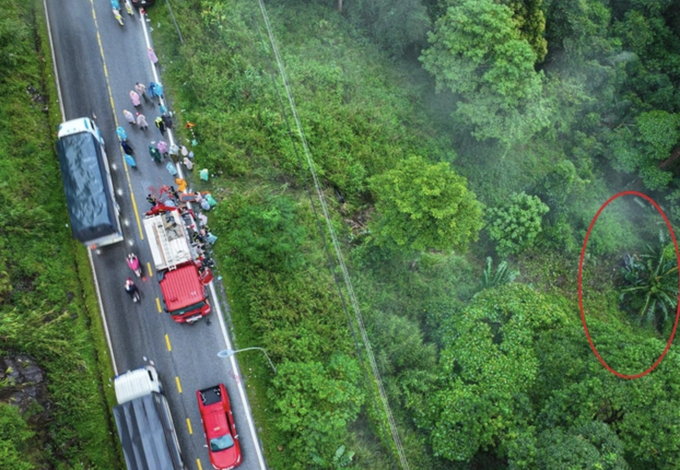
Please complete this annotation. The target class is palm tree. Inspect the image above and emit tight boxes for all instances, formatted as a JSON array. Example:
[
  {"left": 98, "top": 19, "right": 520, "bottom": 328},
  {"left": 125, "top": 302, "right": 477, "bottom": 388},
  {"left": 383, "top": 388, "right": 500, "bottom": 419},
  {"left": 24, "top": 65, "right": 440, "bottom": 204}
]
[{"left": 619, "top": 232, "right": 679, "bottom": 328}]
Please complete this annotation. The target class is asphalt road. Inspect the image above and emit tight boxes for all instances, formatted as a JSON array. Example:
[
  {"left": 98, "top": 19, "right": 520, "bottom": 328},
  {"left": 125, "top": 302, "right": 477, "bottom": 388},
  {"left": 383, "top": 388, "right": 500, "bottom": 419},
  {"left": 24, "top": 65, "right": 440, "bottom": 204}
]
[{"left": 43, "top": 1, "right": 267, "bottom": 469}]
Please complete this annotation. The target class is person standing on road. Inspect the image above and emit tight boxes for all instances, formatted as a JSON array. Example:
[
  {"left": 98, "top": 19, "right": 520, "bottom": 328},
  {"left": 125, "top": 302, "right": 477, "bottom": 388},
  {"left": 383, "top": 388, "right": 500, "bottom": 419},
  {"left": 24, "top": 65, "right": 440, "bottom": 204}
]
[
  {"left": 123, "top": 109, "right": 135, "bottom": 126},
  {"left": 135, "top": 82, "right": 150, "bottom": 104},
  {"left": 136, "top": 112, "right": 149, "bottom": 130},
  {"left": 121, "top": 140, "right": 134, "bottom": 155},
  {"left": 124, "top": 153, "right": 137, "bottom": 169},
  {"left": 147, "top": 47, "right": 158, "bottom": 66},
  {"left": 130, "top": 90, "right": 141, "bottom": 108},
  {"left": 117, "top": 126, "right": 128, "bottom": 142},
  {"left": 154, "top": 82, "right": 164, "bottom": 99},
  {"left": 155, "top": 117, "right": 166, "bottom": 136},
  {"left": 162, "top": 113, "right": 173, "bottom": 130},
  {"left": 148, "top": 82, "right": 163, "bottom": 100},
  {"left": 148, "top": 144, "right": 162, "bottom": 163},
  {"left": 147, "top": 194, "right": 157, "bottom": 206},
  {"left": 124, "top": 278, "right": 140, "bottom": 302},
  {"left": 156, "top": 140, "right": 168, "bottom": 157}
]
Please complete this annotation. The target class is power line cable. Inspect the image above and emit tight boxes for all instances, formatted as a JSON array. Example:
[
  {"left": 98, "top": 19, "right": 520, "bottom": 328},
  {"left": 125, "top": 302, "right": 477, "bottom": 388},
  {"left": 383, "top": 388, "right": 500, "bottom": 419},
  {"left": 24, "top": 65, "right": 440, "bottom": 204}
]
[
  {"left": 253, "top": 1, "right": 410, "bottom": 468},
  {"left": 249, "top": 9, "right": 400, "bottom": 470}
]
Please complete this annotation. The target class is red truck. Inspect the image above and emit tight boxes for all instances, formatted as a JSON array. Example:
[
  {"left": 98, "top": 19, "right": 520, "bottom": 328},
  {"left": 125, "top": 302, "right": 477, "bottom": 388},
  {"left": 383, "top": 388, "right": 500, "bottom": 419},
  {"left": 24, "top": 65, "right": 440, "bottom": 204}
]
[
  {"left": 144, "top": 209, "right": 211, "bottom": 324},
  {"left": 197, "top": 384, "right": 242, "bottom": 470}
]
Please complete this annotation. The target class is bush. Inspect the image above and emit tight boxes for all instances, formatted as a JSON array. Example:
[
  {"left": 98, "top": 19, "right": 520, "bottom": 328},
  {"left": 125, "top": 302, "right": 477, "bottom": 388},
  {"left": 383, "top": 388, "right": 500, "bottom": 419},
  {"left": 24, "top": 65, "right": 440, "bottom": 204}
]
[
  {"left": 486, "top": 192, "right": 549, "bottom": 256},
  {"left": 268, "top": 353, "right": 364, "bottom": 469},
  {"left": 215, "top": 192, "right": 306, "bottom": 272},
  {"left": 0, "top": 403, "right": 35, "bottom": 470}
]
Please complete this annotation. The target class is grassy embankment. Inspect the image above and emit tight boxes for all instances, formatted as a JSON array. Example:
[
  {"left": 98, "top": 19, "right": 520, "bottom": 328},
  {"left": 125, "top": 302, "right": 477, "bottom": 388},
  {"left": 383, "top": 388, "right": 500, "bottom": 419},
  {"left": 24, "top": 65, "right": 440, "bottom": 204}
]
[{"left": 0, "top": 1, "right": 121, "bottom": 468}]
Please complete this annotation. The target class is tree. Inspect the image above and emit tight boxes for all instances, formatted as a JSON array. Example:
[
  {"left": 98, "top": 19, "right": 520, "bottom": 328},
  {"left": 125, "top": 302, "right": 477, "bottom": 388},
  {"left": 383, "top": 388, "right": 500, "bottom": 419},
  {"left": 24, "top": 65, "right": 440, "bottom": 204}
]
[
  {"left": 534, "top": 422, "right": 629, "bottom": 470},
  {"left": 619, "top": 232, "right": 678, "bottom": 328},
  {"left": 412, "top": 283, "right": 680, "bottom": 468},
  {"left": 607, "top": 111, "right": 680, "bottom": 190},
  {"left": 542, "top": 0, "right": 616, "bottom": 64},
  {"left": 344, "top": 0, "right": 431, "bottom": 57},
  {"left": 502, "top": 0, "right": 548, "bottom": 62},
  {"left": 486, "top": 192, "right": 549, "bottom": 256},
  {"left": 268, "top": 353, "right": 364, "bottom": 469},
  {"left": 412, "top": 284, "right": 567, "bottom": 462},
  {"left": 420, "top": 0, "right": 549, "bottom": 146},
  {"left": 369, "top": 156, "right": 483, "bottom": 252}
]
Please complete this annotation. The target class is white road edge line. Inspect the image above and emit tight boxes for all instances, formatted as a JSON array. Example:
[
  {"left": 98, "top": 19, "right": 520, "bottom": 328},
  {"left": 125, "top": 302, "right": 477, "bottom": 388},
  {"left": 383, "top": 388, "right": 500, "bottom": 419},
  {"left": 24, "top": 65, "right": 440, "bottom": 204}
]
[
  {"left": 42, "top": 0, "right": 65, "bottom": 118},
  {"left": 42, "top": 0, "right": 118, "bottom": 377},
  {"left": 210, "top": 282, "right": 267, "bottom": 470},
  {"left": 139, "top": 10, "right": 267, "bottom": 469}
]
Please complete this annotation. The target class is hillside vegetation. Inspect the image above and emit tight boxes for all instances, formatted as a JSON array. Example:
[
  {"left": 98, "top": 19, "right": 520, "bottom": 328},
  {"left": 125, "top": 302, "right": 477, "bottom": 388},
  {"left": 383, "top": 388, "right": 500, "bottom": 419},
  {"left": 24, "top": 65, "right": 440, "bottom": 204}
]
[
  {"left": 4, "top": 0, "right": 680, "bottom": 469},
  {"left": 154, "top": 0, "right": 680, "bottom": 470},
  {"left": 151, "top": 0, "right": 680, "bottom": 468}
]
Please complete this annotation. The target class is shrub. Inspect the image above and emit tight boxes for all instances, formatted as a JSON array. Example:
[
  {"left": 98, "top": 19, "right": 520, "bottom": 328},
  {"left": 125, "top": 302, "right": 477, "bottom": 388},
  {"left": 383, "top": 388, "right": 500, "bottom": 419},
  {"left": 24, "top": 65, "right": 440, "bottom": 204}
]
[
  {"left": 487, "top": 192, "right": 549, "bottom": 256},
  {"left": 370, "top": 156, "right": 483, "bottom": 252},
  {"left": 215, "top": 193, "right": 306, "bottom": 272},
  {"left": 269, "top": 353, "right": 364, "bottom": 469}
]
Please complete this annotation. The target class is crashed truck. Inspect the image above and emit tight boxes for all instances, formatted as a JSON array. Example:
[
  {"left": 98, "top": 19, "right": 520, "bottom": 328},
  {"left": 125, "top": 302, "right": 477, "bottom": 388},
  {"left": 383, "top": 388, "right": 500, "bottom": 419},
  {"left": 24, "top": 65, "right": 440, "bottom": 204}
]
[
  {"left": 56, "top": 118, "right": 123, "bottom": 249},
  {"left": 144, "top": 209, "right": 212, "bottom": 324}
]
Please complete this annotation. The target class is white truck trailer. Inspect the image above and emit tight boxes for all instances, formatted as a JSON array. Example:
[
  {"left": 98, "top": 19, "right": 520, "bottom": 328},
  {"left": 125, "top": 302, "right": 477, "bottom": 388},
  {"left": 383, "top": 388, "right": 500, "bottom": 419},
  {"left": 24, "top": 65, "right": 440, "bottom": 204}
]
[{"left": 113, "top": 366, "right": 185, "bottom": 470}]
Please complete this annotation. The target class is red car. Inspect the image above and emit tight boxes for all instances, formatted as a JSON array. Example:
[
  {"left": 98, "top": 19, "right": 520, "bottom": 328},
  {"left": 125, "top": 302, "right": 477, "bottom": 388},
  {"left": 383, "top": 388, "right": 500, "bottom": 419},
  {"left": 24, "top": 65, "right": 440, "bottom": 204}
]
[{"left": 197, "top": 384, "right": 242, "bottom": 470}]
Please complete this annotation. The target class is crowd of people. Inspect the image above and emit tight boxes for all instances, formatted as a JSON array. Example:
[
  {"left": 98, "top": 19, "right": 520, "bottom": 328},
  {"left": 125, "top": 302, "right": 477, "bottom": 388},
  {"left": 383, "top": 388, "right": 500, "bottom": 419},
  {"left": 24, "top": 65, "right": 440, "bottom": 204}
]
[{"left": 108, "top": 10, "right": 216, "bottom": 306}]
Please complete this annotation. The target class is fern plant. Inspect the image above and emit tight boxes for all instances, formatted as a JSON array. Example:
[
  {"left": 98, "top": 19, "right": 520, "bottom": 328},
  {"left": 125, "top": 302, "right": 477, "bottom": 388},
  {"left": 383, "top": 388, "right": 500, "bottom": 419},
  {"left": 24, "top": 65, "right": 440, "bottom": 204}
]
[{"left": 480, "top": 257, "right": 519, "bottom": 290}]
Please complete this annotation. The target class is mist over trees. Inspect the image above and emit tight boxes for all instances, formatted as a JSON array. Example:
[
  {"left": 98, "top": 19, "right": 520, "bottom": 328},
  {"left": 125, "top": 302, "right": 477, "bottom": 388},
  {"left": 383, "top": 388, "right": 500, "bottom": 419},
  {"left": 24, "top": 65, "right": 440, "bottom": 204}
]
[{"left": 321, "top": 0, "right": 680, "bottom": 468}]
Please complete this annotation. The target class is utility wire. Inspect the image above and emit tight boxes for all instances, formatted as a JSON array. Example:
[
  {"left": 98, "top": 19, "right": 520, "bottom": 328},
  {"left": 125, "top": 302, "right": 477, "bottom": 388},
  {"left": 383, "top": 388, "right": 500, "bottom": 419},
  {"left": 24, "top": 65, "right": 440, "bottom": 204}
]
[
  {"left": 254, "top": 1, "right": 410, "bottom": 468},
  {"left": 250, "top": 9, "right": 399, "bottom": 470}
]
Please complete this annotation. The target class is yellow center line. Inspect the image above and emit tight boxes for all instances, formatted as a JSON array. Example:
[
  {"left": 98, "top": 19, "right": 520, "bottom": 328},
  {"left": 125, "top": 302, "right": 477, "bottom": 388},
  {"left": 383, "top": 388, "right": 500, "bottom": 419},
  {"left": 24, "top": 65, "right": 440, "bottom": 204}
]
[
  {"left": 156, "top": 297, "right": 162, "bottom": 313},
  {"left": 165, "top": 334, "right": 172, "bottom": 351},
  {"left": 186, "top": 418, "right": 193, "bottom": 435},
  {"left": 196, "top": 459, "right": 203, "bottom": 470},
  {"left": 175, "top": 376, "right": 182, "bottom": 394},
  {"left": 147, "top": 262, "right": 153, "bottom": 277},
  {"left": 88, "top": 0, "right": 144, "bottom": 240}
]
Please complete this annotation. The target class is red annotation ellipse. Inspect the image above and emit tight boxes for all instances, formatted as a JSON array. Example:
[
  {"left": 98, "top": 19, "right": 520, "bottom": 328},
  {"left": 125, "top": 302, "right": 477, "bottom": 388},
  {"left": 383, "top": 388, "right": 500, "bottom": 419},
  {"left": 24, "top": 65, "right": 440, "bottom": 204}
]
[{"left": 578, "top": 191, "right": 680, "bottom": 379}]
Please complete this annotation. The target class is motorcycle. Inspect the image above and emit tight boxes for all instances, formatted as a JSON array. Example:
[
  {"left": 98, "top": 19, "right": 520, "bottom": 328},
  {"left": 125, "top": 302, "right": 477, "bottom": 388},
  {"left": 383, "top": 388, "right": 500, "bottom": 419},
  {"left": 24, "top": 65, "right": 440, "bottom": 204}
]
[
  {"left": 127, "top": 253, "right": 143, "bottom": 277},
  {"left": 124, "top": 278, "right": 140, "bottom": 303}
]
